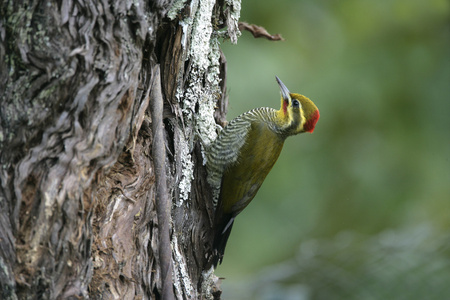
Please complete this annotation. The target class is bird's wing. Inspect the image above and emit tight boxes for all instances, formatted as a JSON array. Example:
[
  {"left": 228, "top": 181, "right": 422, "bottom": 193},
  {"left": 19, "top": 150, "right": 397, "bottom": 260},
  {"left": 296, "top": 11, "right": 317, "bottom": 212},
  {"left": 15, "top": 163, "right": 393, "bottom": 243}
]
[{"left": 206, "top": 112, "right": 254, "bottom": 187}]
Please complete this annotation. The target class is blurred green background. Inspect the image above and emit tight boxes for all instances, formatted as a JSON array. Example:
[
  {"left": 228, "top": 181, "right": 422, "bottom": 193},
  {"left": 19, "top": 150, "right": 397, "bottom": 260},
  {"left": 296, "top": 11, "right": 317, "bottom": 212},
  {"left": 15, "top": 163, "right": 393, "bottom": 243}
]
[{"left": 218, "top": 0, "right": 450, "bottom": 299}]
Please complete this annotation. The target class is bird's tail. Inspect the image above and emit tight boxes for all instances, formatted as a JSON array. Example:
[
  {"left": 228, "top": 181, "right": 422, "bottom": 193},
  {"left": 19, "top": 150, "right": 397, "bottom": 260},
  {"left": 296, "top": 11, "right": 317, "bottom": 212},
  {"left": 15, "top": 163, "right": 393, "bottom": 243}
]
[{"left": 211, "top": 213, "right": 235, "bottom": 268}]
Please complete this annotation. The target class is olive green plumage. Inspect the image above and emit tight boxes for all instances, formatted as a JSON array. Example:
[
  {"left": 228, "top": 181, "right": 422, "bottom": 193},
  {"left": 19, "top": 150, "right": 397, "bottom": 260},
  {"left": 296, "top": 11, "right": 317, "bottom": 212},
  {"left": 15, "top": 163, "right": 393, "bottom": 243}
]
[{"left": 206, "top": 77, "right": 320, "bottom": 267}]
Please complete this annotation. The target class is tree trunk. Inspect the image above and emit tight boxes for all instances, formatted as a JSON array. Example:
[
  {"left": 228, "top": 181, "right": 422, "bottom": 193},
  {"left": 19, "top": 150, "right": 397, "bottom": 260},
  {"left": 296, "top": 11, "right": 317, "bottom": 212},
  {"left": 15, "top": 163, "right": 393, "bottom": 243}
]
[{"left": 0, "top": 0, "right": 240, "bottom": 299}]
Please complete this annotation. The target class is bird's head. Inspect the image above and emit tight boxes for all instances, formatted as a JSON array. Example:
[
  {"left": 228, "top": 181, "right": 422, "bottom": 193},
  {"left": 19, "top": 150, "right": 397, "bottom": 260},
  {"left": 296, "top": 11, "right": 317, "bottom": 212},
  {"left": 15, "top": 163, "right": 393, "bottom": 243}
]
[{"left": 276, "top": 76, "right": 320, "bottom": 135}]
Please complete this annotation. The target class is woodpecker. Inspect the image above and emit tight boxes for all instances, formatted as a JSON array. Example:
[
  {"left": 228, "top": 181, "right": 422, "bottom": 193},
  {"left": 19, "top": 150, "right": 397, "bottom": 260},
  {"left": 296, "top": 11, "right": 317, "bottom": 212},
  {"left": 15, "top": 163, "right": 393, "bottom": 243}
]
[{"left": 206, "top": 76, "right": 320, "bottom": 267}]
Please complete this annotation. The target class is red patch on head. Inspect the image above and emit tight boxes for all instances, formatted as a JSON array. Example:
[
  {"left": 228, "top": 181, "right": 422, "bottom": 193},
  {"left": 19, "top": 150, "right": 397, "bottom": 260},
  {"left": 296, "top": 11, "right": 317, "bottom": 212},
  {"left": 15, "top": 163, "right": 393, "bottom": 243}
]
[
  {"left": 304, "top": 109, "right": 320, "bottom": 133},
  {"left": 282, "top": 100, "right": 288, "bottom": 115}
]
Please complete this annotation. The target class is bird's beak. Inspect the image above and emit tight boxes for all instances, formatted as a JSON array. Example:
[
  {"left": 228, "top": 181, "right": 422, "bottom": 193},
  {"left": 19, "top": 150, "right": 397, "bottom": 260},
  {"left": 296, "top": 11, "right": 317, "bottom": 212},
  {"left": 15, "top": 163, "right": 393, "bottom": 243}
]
[{"left": 275, "top": 76, "right": 291, "bottom": 103}]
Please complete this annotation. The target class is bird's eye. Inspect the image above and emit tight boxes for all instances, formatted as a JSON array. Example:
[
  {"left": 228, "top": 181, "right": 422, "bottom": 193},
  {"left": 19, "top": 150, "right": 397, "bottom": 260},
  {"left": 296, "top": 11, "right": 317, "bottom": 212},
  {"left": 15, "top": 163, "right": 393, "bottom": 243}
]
[{"left": 292, "top": 100, "right": 300, "bottom": 108}]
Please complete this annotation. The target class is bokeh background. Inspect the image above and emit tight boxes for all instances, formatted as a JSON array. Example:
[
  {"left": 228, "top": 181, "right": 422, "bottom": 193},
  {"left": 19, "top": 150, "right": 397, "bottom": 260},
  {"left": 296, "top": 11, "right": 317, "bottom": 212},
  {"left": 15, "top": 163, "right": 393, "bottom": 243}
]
[{"left": 218, "top": 0, "right": 450, "bottom": 299}]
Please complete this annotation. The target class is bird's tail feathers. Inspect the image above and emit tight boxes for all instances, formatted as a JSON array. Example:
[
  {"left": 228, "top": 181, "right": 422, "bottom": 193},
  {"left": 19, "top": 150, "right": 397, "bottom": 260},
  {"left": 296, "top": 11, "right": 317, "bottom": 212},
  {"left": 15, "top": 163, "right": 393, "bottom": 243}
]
[{"left": 211, "top": 214, "right": 235, "bottom": 268}]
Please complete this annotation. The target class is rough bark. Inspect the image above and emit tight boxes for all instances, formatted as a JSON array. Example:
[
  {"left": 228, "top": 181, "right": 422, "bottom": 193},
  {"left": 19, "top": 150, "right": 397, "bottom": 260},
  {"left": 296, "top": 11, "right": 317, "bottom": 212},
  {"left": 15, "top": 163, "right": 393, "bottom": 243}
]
[{"left": 0, "top": 0, "right": 239, "bottom": 299}]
